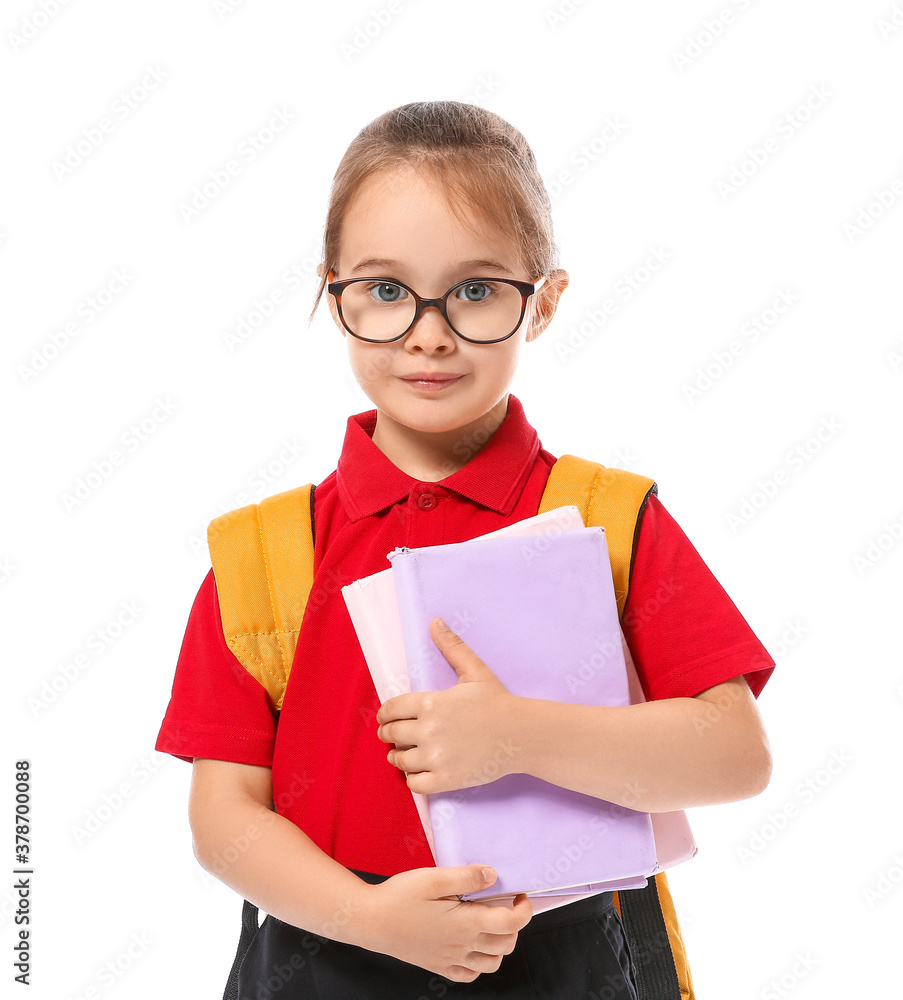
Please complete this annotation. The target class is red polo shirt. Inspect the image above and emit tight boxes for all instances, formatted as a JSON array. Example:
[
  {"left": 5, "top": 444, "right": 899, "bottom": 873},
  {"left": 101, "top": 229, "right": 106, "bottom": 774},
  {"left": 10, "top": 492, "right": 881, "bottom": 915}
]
[{"left": 155, "top": 393, "right": 774, "bottom": 875}]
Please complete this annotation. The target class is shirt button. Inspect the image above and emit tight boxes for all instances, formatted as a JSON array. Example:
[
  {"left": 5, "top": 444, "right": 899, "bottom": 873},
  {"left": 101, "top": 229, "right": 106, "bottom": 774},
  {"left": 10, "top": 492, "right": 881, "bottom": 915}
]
[{"left": 417, "top": 492, "right": 437, "bottom": 510}]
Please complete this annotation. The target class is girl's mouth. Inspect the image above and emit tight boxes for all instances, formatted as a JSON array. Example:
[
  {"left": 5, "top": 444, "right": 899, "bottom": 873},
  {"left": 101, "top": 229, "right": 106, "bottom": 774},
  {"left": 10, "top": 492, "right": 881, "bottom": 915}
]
[{"left": 400, "top": 375, "right": 465, "bottom": 391}]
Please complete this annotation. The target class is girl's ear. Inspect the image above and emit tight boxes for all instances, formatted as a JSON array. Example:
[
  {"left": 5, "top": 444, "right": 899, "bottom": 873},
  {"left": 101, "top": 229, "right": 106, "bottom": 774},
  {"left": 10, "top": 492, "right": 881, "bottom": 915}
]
[
  {"left": 320, "top": 264, "right": 347, "bottom": 336},
  {"left": 328, "top": 298, "right": 345, "bottom": 336},
  {"left": 527, "top": 270, "right": 569, "bottom": 342}
]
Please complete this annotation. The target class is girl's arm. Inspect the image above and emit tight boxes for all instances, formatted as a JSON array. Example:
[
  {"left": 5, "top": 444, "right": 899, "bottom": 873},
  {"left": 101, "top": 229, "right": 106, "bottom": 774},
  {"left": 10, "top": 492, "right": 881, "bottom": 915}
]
[
  {"left": 188, "top": 758, "right": 533, "bottom": 982},
  {"left": 504, "top": 675, "right": 772, "bottom": 812},
  {"left": 378, "top": 619, "right": 772, "bottom": 813}
]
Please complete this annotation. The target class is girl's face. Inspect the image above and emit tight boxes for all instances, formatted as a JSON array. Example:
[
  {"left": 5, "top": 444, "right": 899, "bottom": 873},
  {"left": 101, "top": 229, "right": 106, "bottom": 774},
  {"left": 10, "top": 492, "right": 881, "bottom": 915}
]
[{"left": 326, "top": 165, "right": 567, "bottom": 451}]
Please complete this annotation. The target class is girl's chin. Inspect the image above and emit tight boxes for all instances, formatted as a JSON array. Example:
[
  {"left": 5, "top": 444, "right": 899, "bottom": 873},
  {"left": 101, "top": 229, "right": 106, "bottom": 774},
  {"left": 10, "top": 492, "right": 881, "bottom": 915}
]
[{"left": 375, "top": 398, "right": 486, "bottom": 435}]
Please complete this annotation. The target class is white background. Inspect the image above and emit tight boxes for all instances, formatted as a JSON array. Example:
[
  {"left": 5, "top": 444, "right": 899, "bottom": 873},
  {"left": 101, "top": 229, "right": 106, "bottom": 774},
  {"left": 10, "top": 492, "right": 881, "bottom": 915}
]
[{"left": 3, "top": 1, "right": 903, "bottom": 997}]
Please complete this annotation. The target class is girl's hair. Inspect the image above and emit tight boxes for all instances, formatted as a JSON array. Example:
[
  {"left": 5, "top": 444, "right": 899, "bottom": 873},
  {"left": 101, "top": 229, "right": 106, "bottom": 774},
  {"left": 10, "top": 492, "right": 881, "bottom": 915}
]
[{"left": 307, "top": 100, "right": 559, "bottom": 325}]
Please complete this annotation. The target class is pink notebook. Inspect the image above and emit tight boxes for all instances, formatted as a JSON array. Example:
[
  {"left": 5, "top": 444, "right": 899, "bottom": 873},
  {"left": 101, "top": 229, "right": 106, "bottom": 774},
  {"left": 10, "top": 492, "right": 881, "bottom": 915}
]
[{"left": 386, "top": 527, "right": 658, "bottom": 901}]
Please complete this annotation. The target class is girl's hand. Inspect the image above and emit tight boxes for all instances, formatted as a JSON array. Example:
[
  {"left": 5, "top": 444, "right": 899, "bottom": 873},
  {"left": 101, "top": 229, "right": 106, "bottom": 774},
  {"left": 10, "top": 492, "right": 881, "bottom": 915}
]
[
  {"left": 376, "top": 618, "right": 522, "bottom": 794},
  {"left": 360, "top": 864, "right": 533, "bottom": 982}
]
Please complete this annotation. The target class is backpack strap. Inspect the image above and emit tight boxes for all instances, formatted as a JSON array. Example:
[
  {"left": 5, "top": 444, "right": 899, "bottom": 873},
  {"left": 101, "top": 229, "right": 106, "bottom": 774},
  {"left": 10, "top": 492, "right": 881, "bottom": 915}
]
[
  {"left": 221, "top": 897, "right": 260, "bottom": 1000},
  {"left": 207, "top": 483, "right": 316, "bottom": 711},
  {"left": 537, "top": 453, "right": 657, "bottom": 617},
  {"left": 208, "top": 484, "right": 316, "bottom": 998},
  {"left": 539, "top": 454, "right": 691, "bottom": 1000},
  {"left": 619, "top": 868, "right": 694, "bottom": 1000}
]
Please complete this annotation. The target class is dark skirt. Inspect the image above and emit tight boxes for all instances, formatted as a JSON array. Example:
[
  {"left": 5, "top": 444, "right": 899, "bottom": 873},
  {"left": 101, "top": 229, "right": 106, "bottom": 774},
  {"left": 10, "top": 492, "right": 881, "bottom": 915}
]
[{"left": 234, "top": 872, "right": 638, "bottom": 1000}]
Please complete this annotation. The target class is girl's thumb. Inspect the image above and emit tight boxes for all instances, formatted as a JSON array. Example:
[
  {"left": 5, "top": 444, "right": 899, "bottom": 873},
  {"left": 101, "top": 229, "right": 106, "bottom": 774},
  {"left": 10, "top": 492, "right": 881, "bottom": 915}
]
[
  {"left": 431, "top": 865, "right": 497, "bottom": 899},
  {"left": 479, "top": 866, "right": 497, "bottom": 886}
]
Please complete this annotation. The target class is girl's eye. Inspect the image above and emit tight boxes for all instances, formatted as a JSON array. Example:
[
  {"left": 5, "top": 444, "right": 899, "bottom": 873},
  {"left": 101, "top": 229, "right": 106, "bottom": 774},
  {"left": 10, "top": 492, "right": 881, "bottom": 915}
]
[
  {"left": 455, "top": 281, "right": 495, "bottom": 303},
  {"left": 365, "top": 282, "right": 407, "bottom": 304}
]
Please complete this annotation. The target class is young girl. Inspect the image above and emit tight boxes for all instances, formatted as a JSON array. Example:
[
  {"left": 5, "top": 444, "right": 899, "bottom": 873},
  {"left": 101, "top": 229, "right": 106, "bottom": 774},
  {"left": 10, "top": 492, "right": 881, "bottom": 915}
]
[{"left": 156, "top": 101, "right": 775, "bottom": 999}]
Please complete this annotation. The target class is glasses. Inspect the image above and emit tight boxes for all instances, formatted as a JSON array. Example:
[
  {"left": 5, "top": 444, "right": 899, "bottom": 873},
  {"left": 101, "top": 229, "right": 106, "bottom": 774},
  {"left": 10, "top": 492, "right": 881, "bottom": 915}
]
[{"left": 326, "top": 270, "right": 547, "bottom": 344}]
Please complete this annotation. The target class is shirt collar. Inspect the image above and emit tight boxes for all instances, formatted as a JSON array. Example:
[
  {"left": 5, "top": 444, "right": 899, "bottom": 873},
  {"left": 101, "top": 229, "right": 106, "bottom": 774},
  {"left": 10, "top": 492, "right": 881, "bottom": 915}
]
[{"left": 336, "top": 393, "right": 541, "bottom": 521}]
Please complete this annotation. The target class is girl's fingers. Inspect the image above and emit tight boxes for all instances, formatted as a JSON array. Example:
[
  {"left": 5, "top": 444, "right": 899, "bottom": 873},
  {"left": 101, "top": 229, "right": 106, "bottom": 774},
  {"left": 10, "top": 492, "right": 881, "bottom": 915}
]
[
  {"left": 461, "top": 950, "right": 507, "bottom": 974},
  {"left": 510, "top": 893, "right": 534, "bottom": 929},
  {"left": 475, "top": 930, "right": 519, "bottom": 956},
  {"left": 378, "top": 719, "right": 418, "bottom": 745},
  {"left": 389, "top": 746, "right": 425, "bottom": 772},
  {"left": 444, "top": 965, "right": 482, "bottom": 984}
]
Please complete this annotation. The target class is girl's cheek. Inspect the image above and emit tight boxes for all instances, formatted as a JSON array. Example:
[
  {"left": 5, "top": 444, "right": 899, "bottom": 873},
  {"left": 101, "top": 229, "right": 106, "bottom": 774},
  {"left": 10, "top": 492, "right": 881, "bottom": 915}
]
[{"left": 349, "top": 347, "right": 392, "bottom": 385}]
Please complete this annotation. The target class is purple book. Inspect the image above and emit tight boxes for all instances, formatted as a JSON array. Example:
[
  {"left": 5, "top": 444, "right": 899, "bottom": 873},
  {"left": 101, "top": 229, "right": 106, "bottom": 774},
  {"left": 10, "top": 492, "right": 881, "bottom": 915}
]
[{"left": 386, "top": 527, "right": 657, "bottom": 901}]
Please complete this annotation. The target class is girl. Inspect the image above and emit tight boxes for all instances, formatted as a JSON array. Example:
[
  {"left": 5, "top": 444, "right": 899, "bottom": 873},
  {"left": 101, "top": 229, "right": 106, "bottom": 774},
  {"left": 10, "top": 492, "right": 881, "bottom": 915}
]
[{"left": 156, "top": 100, "right": 775, "bottom": 999}]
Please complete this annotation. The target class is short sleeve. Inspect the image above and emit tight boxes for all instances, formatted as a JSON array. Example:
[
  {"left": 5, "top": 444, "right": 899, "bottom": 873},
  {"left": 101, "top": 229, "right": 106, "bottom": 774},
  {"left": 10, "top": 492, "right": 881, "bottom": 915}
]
[
  {"left": 154, "top": 569, "right": 278, "bottom": 765},
  {"left": 622, "top": 494, "right": 775, "bottom": 702}
]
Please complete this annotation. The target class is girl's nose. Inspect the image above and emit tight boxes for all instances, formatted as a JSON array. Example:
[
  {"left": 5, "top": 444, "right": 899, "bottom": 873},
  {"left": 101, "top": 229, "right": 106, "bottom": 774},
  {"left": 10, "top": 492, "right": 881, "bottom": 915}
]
[{"left": 403, "top": 304, "right": 457, "bottom": 347}]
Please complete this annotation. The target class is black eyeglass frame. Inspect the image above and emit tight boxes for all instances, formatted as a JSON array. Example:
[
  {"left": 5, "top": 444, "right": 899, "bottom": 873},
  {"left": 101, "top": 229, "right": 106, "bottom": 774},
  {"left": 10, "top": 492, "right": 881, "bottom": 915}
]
[{"left": 326, "top": 270, "right": 548, "bottom": 344}]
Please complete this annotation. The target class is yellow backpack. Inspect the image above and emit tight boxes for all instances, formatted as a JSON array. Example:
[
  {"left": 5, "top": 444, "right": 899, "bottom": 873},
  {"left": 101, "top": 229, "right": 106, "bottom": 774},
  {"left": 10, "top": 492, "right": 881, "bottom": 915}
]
[{"left": 209, "top": 454, "right": 694, "bottom": 1000}]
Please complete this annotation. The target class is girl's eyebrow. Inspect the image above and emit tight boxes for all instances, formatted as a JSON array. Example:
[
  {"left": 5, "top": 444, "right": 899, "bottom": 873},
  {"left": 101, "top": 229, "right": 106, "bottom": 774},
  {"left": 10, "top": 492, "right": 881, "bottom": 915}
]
[{"left": 348, "top": 257, "right": 515, "bottom": 277}]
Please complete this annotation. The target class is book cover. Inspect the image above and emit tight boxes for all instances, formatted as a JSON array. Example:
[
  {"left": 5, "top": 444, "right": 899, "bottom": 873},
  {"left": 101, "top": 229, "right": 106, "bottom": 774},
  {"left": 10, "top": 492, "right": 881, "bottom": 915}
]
[{"left": 386, "top": 527, "right": 658, "bottom": 900}]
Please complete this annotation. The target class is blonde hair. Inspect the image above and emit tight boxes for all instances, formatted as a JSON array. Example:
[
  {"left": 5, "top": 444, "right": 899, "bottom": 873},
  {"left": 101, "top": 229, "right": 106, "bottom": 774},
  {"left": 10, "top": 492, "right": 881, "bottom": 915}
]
[{"left": 307, "top": 100, "right": 559, "bottom": 326}]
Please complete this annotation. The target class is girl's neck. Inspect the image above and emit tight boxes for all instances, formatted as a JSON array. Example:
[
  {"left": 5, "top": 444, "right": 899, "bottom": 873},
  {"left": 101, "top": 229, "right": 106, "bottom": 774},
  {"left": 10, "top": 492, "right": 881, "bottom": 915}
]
[{"left": 371, "top": 396, "right": 509, "bottom": 482}]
